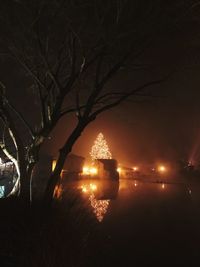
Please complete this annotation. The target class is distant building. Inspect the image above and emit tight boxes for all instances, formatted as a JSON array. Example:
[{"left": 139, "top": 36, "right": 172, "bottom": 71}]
[
  {"left": 61, "top": 154, "right": 85, "bottom": 180},
  {"left": 33, "top": 153, "right": 85, "bottom": 197},
  {"left": 118, "top": 166, "right": 134, "bottom": 179},
  {"left": 63, "top": 154, "right": 85, "bottom": 173},
  {"left": 95, "top": 159, "right": 119, "bottom": 180}
]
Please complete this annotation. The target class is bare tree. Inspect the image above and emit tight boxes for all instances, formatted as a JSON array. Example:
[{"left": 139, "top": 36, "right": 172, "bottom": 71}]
[{"left": 0, "top": 0, "right": 194, "bottom": 203}]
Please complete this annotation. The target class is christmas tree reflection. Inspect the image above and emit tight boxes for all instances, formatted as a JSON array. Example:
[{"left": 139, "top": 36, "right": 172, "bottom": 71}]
[
  {"left": 89, "top": 194, "right": 110, "bottom": 222},
  {"left": 81, "top": 183, "right": 110, "bottom": 222}
]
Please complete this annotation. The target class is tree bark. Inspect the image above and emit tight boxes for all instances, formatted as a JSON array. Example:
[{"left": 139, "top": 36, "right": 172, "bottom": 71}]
[
  {"left": 19, "top": 163, "right": 34, "bottom": 203},
  {"left": 44, "top": 121, "right": 87, "bottom": 204}
]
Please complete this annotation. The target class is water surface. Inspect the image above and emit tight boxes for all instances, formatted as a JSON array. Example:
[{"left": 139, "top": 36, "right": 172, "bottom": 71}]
[{"left": 62, "top": 178, "right": 200, "bottom": 266}]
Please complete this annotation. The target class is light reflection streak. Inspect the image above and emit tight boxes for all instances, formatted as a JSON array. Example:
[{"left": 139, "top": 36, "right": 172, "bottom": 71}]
[
  {"left": 89, "top": 194, "right": 110, "bottom": 222},
  {"left": 80, "top": 183, "right": 110, "bottom": 222}
]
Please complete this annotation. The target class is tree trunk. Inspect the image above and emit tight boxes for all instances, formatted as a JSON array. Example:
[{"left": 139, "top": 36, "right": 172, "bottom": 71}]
[
  {"left": 19, "top": 164, "right": 34, "bottom": 203},
  {"left": 44, "top": 121, "right": 87, "bottom": 204}
]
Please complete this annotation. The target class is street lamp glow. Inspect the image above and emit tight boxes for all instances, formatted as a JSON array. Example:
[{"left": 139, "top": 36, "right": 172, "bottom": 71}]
[
  {"left": 82, "top": 166, "right": 98, "bottom": 175},
  {"left": 81, "top": 185, "right": 88, "bottom": 193},
  {"left": 133, "top": 166, "right": 138, "bottom": 171},
  {"left": 158, "top": 165, "right": 166, "bottom": 173},
  {"left": 89, "top": 167, "right": 98, "bottom": 175},
  {"left": 83, "top": 166, "right": 90, "bottom": 175},
  {"left": 90, "top": 183, "right": 97, "bottom": 191},
  {"left": 117, "top": 167, "right": 122, "bottom": 173}
]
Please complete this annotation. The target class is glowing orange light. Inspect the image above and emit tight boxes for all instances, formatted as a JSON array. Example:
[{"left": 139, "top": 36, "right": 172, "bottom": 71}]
[
  {"left": 158, "top": 165, "right": 166, "bottom": 173},
  {"left": 82, "top": 166, "right": 98, "bottom": 176},
  {"left": 161, "top": 183, "right": 165, "bottom": 189},
  {"left": 52, "top": 159, "right": 57, "bottom": 172},
  {"left": 53, "top": 185, "right": 62, "bottom": 199},
  {"left": 82, "top": 166, "right": 90, "bottom": 175},
  {"left": 89, "top": 167, "right": 98, "bottom": 175},
  {"left": 81, "top": 185, "right": 88, "bottom": 193},
  {"left": 90, "top": 183, "right": 97, "bottom": 191},
  {"left": 133, "top": 166, "right": 138, "bottom": 171},
  {"left": 117, "top": 167, "right": 121, "bottom": 173}
]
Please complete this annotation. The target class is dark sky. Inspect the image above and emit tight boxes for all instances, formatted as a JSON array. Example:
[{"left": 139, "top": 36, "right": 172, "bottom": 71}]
[
  {"left": 42, "top": 40, "right": 200, "bottom": 167},
  {"left": 1, "top": 1, "right": 200, "bottom": 167},
  {"left": 37, "top": 18, "right": 200, "bottom": 167}
]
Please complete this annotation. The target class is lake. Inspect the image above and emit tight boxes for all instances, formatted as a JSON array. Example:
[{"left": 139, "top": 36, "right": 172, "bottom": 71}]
[{"left": 60, "top": 178, "right": 200, "bottom": 266}]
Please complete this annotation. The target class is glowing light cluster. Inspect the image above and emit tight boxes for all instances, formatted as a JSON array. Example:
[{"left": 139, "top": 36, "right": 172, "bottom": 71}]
[
  {"left": 52, "top": 159, "right": 57, "bottom": 172},
  {"left": 117, "top": 167, "right": 121, "bottom": 173},
  {"left": 90, "top": 133, "right": 112, "bottom": 161},
  {"left": 81, "top": 183, "right": 97, "bottom": 193},
  {"left": 80, "top": 183, "right": 110, "bottom": 222},
  {"left": 158, "top": 165, "right": 166, "bottom": 173},
  {"left": 89, "top": 194, "right": 110, "bottom": 222},
  {"left": 53, "top": 184, "right": 62, "bottom": 199},
  {"left": 82, "top": 166, "right": 98, "bottom": 175}
]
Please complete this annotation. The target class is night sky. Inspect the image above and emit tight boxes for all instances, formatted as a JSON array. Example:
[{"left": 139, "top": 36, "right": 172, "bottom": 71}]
[
  {"left": 1, "top": 1, "right": 200, "bottom": 167},
  {"left": 40, "top": 20, "right": 200, "bottom": 167}
]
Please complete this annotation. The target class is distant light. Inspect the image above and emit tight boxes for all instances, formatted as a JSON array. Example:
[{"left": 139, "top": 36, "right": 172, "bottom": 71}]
[
  {"left": 83, "top": 166, "right": 90, "bottom": 175},
  {"left": 158, "top": 165, "right": 166, "bottom": 173},
  {"left": 82, "top": 166, "right": 98, "bottom": 175},
  {"left": 89, "top": 167, "right": 98, "bottom": 175},
  {"left": 133, "top": 166, "right": 138, "bottom": 172},
  {"left": 90, "top": 183, "right": 97, "bottom": 191},
  {"left": 117, "top": 167, "right": 121, "bottom": 173},
  {"left": 81, "top": 185, "right": 88, "bottom": 193},
  {"left": 161, "top": 183, "right": 165, "bottom": 189},
  {"left": 52, "top": 160, "right": 57, "bottom": 172}
]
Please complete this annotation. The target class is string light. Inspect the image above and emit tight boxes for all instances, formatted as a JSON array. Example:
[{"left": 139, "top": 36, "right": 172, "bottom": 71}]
[
  {"left": 89, "top": 194, "right": 110, "bottom": 222},
  {"left": 80, "top": 183, "right": 110, "bottom": 222},
  {"left": 90, "top": 133, "right": 112, "bottom": 161}
]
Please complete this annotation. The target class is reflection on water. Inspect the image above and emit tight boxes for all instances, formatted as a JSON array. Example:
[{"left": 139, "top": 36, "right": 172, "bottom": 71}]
[
  {"left": 57, "top": 178, "right": 180, "bottom": 223},
  {"left": 80, "top": 183, "right": 110, "bottom": 222},
  {"left": 58, "top": 177, "right": 200, "bottom": 266},
  {"left": 60, "top": 177, "right": 198, "bottom": 226},
  {"left": 79, "top": 181, "right": 119, "bottom": 222},
  {"left": 89, "top": 195, "right": 110, "bottom": 222}
]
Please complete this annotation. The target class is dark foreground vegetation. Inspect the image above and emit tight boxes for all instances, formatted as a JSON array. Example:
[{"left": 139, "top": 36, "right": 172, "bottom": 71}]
[{"left": 0, "top": 197, "right": 100, "bottom": 267}]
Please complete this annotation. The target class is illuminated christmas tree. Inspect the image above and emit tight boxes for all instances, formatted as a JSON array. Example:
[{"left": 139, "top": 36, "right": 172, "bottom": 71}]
[{"left": 90, "top": 133, "right": 112, "bottom": 161}]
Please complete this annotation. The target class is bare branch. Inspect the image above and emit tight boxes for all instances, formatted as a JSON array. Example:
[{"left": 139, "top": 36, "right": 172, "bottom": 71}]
[
  {"left": 9, "top": 48, "right": 46, "bottom": 90},
  {"left": 90, "top": 77, "right": 168, "bottom": 119},
  {"left": 7, "top": 102, "right": 35, "bottom": 139},
  {"left": 36, "top": 30, "right": 63, "bottom": 95}
]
